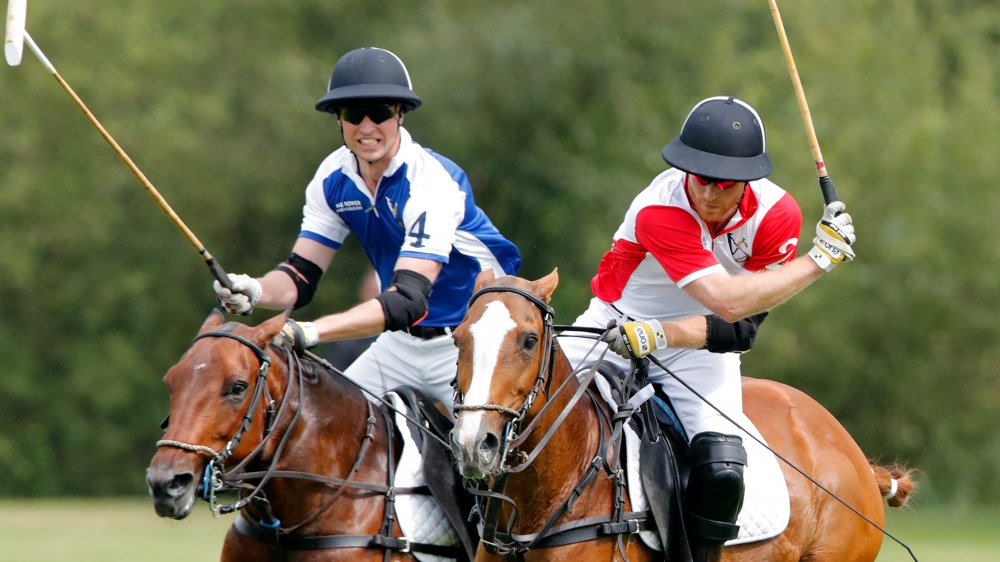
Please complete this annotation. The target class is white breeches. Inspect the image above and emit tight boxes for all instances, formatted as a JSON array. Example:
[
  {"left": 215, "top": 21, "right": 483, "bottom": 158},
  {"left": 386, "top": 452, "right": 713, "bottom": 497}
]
[
  {"left": 345, "top": 330, "right": 459, "bottom": 410},
  {"left": 558, "top": 298, "right": 748, "bottom": 441}
]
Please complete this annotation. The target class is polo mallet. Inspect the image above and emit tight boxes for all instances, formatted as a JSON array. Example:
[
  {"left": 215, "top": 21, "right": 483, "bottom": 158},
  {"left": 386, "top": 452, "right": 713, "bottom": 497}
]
[
  {"left": 5, "top": 0, "right": 233, "bottom": 290},
  {"left": 767, "top": 0, "right": 841, "bottom": 206}
]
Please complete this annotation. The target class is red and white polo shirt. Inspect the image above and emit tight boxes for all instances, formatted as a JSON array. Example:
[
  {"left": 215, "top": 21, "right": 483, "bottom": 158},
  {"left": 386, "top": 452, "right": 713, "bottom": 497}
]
[{"left": 591, "top": 167, "right": 802, "bottom": 320}]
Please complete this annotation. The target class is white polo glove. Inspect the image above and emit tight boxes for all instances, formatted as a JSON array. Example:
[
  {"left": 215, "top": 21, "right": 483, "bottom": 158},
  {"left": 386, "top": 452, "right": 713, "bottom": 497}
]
[
  {"left": 213, "top": 274, "right": 262, "bottom": 315},
  {"left": 280, "top": 319, "right": 319, "bottom": 354},
  {"left": 808, "top": 201, "right": 856, "bottom": 272},
  {"left": 602, "top": 319, "right": 668, "bottom": 359}
]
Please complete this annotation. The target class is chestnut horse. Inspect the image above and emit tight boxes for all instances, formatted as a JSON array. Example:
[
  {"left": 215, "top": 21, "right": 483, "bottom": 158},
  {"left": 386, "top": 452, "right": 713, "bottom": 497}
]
[
  {"left": 146, "top": 310, "right": 472, "bottom": 561},
  {"left": 450, "top": 271, "right": 913, "bottom": 562}
]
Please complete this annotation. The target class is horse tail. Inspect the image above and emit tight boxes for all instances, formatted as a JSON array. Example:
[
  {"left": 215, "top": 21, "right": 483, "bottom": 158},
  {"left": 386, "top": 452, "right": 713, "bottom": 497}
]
[{"left": 870, "top": 463, "right": 916, "bottom": 508}]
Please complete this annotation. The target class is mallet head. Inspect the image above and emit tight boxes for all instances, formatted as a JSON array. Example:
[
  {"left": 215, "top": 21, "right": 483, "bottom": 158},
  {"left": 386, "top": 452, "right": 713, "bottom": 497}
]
[{"left": 5, "top": 0, "right": 26, "bottom": 66}]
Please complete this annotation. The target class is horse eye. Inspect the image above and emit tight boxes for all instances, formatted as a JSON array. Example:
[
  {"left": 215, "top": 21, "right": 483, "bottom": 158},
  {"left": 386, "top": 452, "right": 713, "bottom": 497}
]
[
  {"left": 227, "top": 381, "right": 249, "bottom": 397},
  {"left": 523, "top": 334, "right": 538, "bottom": 350}
]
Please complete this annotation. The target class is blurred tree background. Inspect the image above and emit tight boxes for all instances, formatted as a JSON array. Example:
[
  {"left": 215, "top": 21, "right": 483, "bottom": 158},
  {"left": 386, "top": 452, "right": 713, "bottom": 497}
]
[{"left": 0, "top": 0, "right": 996, "bottom": 506}]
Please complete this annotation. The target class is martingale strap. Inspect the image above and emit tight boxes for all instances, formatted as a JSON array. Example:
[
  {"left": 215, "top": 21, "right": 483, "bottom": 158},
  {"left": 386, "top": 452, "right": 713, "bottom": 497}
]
[
  {"left": 495, "top": 511, "right": 656, "bottom": 549},
  {"left": 233, "top": 515, "right": 463, "bottom": 557},
  {"left": 463, "top": 284, "right": 661, "bottom": 558}
]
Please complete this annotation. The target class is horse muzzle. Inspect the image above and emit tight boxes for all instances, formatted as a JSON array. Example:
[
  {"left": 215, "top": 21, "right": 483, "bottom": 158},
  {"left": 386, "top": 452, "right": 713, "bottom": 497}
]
[
  {"left": 451, "top": 420, "right": 503, "bottom": 481},
  {"left": 146, "top": 459, "right": 200, "bottom": 519}
]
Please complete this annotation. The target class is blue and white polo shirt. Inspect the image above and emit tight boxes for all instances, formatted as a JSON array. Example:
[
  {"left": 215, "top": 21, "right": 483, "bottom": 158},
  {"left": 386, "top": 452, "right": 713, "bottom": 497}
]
[{"left": 299, "top": 127, "right": 521, "bottom": 328}]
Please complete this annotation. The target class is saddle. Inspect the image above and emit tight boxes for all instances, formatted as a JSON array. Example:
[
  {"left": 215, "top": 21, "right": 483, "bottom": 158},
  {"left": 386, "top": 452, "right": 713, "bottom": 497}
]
[
  {"left": 595, "top": 362, "right": 694, "bottom": 562},
  {"left": 387, "top": 386, "right": 480, "bottom": 562}
]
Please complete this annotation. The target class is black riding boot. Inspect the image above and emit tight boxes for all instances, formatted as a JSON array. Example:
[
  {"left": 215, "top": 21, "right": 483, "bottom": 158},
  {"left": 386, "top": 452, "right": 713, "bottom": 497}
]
[{"left": 684, "top": 432, "right": 747, "bottom": 562}]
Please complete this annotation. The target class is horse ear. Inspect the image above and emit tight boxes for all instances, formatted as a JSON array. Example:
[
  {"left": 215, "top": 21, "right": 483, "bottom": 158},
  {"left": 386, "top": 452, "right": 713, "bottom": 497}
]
[
  {"left": 198, "top": 309, "right": 226, "bottom": 334},
  {"left": 474, "top": 268, "right": 497, "bottom": 293},
  {"left": 255, "top": 310, "right": 291, "bottom": 346},
  {"left": 534, "top": 268, "right": 559, "bottom": 303}
]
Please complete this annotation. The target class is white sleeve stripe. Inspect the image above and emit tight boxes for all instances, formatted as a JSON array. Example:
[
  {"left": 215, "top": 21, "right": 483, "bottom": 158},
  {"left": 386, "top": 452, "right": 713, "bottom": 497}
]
[
  {"left": 676, "top": 264, "right": 726, "bottom": 288},
  {"left": 454, "top": 231, "right": 507, "bottom": 276}
]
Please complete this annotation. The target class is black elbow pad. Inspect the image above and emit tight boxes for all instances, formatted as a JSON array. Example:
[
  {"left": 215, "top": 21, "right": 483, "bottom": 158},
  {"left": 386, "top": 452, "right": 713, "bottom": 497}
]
[
  {"left": 275, "top": 253, "right": 325, "bottom": 309},
  {"left": 376, "top": 270, "right": 433, "bottom": 331},
  {"left": 704, "top": 312, "right": 769, "bottom": 353}
]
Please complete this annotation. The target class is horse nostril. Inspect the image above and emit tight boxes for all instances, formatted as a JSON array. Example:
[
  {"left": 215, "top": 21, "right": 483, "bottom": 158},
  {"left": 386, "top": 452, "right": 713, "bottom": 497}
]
[
  {"left": 167, "top": 471, "right": 195, "bottom": 497},
  {"left": 478, "top": 432, "right": 500, "bottom": 464}
]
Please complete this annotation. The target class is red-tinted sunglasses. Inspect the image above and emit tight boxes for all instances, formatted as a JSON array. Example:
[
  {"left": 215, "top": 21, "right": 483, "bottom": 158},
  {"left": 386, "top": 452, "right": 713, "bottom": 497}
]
[
  {"left": 338, "top": 103, "right": 398, "bottom": 125},
  {"left": 691, "top": 174, "right": 740, "bottom": 190}
]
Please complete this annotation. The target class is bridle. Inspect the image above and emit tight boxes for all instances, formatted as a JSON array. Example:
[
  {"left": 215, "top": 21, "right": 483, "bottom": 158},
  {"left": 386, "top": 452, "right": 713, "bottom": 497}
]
[
  {"left": 153, "top": 327, "right": 468, "bottom": 560},
  {"left": 155, "top": 327, "right": 374, "bottom": 523},
  {"left": 453, "top": 285, "right": 558, "bottom": 459},
  {"left": 455, "top": 285, "right": 657, "bottom": 559},
  {"left": 155, "top": 327, "right": 282, "bottom": 515},
  {"left": 455, "top": 285, "right": 618, "bottom": 474}
]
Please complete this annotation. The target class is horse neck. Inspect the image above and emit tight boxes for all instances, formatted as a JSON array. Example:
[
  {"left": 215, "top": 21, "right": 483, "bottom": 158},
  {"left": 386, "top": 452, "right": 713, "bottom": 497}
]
[
  {"left": 247, "top": 349, "right": 394, "bottom": 528},
  {"left": 506, "top": 349, "right": 608, "bottom": 528},
  {"left": 268, "top": 349, "right": 384, "bottom": 474}
]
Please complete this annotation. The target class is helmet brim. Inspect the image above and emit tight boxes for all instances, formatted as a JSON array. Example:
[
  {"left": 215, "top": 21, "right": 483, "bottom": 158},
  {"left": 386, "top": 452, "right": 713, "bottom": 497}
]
[
  {"left": 316, "top": 84, "right": 422, "bottom": 114},
  {"left": 661, "top": 137, "right": 772, "bottom": 182}
]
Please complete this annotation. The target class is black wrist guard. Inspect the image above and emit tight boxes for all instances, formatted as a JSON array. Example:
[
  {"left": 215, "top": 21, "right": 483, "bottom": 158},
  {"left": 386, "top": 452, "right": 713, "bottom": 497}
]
[
  {"left": 704, "top": 312, "right": 768, "bottom": 353},
  {"left": 275, "top": 252, "right": 324, "bottom": 310},
  {"left": 376, "top": 269, "right": 433, "bottom": 331}
]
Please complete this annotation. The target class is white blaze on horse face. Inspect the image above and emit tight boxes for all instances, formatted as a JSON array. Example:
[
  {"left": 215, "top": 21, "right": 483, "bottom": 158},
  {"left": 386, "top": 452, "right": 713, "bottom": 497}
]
[{"left": 455, "top": 300, "right": 517, "bottom": 447}]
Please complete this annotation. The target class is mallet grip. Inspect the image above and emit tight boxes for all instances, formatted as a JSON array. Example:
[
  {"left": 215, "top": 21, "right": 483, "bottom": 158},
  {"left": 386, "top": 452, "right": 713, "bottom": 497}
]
[
  {"left": 205, "top": 256, "right": 234, "bottom": 291},
  {"left": 818, "top": 175, "right": 840, "bottom": 206}
]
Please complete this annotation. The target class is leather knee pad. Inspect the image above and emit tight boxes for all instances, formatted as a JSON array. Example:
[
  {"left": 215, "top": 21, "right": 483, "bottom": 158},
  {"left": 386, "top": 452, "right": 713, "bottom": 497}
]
[{"left": 685, "top": 432, "right": 748, "bottom": 542}]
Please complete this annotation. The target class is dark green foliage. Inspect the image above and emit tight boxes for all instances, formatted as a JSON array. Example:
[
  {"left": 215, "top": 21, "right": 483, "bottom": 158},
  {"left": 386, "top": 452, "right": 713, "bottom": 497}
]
[{"left": 0, "top": 0, "right": 996, "bottom": 504}]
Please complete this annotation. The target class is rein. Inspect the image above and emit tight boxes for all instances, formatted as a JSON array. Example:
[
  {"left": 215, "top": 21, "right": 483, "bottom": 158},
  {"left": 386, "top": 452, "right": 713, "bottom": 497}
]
[
  {"left": 455, "top": 286, "right": 609, "bottom": 469},
  {"left": 455, "top": 286, "right": 558, "bottom": 428},
  {"left": 457, "top": 285, "right": 656, "bottom": 559},
  {"left": 156, "top": 328, "right": 290, "bottom": 516},
  {"left": 642, "top": 353, "right": 920, "bottom": 562},
  {"left": 155, "top": 329, "right": 462, "bottom": 559}
]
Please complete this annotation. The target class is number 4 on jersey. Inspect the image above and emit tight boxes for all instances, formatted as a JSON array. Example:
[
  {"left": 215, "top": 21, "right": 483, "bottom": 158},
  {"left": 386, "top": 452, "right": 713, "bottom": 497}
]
[{"left": 408, "top": 212, "right": 431, "bottom": 248}]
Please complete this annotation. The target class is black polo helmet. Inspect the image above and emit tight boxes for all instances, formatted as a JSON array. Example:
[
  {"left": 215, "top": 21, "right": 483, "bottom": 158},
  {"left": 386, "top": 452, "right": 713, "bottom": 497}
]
[
  {"left": 661, "top": 96, "right": 772, "bottom": 181},
  {"left": 315, "top": 47, "right": 422, "bottom": 114}
]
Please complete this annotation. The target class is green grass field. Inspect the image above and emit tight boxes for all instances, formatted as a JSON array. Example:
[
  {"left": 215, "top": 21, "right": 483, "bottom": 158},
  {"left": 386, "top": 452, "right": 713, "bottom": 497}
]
[{"left": 0, "top": 498, "right": 995, "bottom": 561}]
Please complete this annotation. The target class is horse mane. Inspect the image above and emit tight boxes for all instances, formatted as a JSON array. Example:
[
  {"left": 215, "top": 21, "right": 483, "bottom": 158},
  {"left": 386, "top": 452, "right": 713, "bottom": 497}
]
[{"left": 258, "top": 336, "right": 346, "bottom": 390}]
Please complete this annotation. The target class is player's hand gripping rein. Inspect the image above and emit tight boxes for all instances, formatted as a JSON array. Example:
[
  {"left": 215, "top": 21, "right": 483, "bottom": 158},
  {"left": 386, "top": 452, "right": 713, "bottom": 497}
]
[
  {"left": 603, "top": 319, "right": 668, "bottom": 359},
  {"left": 213, "top": 274, "right": 263, "bottom": 315},
  {"left": 281, "top": 319, "right": 319, "bottom": 355},
  {"left": 808, "top": 201, "right": 856, "bottom": 272}
]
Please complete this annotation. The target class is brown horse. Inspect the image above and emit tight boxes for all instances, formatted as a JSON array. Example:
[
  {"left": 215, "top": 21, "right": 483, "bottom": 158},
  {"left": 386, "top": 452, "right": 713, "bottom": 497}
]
[
  {"left": 146, "top": 310, "right": 472, "bottom": 561},
  {"left": 450, "top": 271, "right": 913, "bottom": 562}
]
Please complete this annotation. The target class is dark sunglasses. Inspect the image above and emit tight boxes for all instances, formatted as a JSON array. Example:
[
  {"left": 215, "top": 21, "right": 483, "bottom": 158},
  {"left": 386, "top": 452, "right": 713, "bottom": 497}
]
[
  {"left": 691, "top": 174, "right": 740, "bottom": 190},
  {"left": 338, "top": 103, "right": 399, "bottom": 125}
]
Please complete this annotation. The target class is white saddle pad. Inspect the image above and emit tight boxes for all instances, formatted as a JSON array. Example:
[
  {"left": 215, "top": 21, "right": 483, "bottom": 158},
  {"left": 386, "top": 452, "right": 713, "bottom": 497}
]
[
  {"left": 591, "top": 376, "right": 790, "bottom": 549},
  {"left": 384, "top": 392, "right": 461, "bottom": 562}
]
